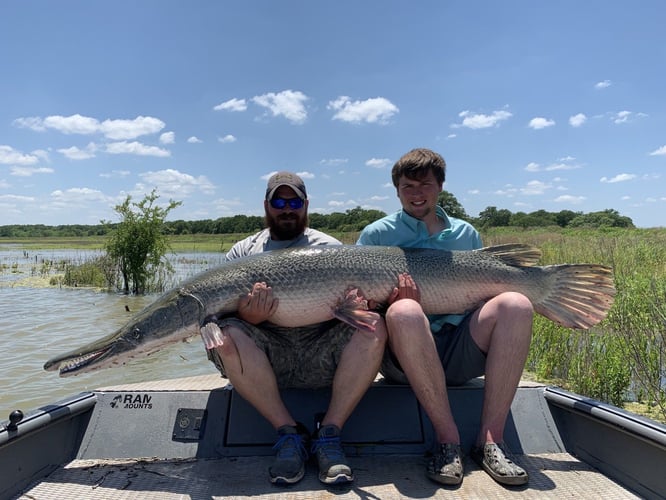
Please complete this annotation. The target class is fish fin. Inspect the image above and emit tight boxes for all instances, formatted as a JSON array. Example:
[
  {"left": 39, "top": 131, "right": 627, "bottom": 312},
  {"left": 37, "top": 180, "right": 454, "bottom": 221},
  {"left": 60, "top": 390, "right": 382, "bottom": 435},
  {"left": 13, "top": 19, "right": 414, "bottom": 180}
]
[
  {"left": 478, "top": 244, "right": 542, "bottom": 267},
  {"left": 534, "top": 264, "right": 616, "bottom": 329},
  {"left": 332, "top": 288, "right": 380, "bottom": 332}
]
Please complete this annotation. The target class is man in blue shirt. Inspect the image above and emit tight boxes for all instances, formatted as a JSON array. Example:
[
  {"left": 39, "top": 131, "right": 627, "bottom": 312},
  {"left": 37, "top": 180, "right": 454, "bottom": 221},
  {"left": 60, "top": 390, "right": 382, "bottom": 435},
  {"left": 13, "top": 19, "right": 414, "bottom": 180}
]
[{"left": 358, "top": 148, "right": 531, "bottom": 487}]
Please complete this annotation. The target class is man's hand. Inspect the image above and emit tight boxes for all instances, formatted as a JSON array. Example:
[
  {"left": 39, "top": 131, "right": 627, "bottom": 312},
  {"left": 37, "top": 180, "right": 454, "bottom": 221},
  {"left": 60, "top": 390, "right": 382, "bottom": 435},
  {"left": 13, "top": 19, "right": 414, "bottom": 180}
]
[
  {"left": 237, "top": 282, "right": 279, "bottom": 324},
  {"left": 388, "top": 272, "right": 421, "bottom": 305}
]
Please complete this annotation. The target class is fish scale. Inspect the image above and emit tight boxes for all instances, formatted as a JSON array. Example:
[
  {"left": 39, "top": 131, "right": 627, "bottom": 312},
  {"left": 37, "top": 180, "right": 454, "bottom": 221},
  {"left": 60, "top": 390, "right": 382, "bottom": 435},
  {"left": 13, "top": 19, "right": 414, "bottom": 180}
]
[{"left": 44, "top": 244, "right": 615, "bottom": 376}]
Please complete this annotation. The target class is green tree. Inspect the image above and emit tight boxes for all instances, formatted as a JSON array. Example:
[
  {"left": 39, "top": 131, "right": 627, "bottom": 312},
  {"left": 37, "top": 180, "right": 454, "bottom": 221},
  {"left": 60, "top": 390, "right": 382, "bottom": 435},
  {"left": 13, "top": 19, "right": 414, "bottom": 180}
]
[
  {"left": 103, "top": 190, "right": 182, "bottom": 294},
  {"left": 437, "top": 191, "right": 469, "bottom": 220}
]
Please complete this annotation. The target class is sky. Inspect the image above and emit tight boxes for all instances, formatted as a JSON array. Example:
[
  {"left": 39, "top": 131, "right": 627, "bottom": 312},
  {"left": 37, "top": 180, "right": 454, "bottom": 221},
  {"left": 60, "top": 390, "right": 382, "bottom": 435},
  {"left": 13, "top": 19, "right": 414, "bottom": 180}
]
[{"left": 1, "top": 1, "right": 665, "bottom": 228}]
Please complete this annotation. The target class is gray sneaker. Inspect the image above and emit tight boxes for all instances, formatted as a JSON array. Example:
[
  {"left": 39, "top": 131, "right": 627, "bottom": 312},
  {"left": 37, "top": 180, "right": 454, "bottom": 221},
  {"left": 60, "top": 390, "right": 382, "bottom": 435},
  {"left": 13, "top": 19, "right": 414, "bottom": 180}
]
[
  {"left": 269, "top": 425, "right": 308, "bottom": 485},
  {"left": 311, "top": 424, "right": 354, "bottom": 484}
]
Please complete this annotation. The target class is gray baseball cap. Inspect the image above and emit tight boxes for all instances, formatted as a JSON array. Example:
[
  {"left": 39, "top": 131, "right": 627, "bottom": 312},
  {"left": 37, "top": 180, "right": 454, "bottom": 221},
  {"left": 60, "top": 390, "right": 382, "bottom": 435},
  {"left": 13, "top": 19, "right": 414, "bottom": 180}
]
[{"left": 265, "top": 171, "right": 307, "bottom": 200}]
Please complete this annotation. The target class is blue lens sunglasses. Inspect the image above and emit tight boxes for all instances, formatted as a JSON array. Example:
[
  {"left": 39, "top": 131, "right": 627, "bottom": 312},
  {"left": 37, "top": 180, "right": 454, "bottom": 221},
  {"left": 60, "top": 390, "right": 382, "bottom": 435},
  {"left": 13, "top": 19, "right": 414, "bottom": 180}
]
[{"left": 269, "top": 197, "right": 305, "bottom": 210}]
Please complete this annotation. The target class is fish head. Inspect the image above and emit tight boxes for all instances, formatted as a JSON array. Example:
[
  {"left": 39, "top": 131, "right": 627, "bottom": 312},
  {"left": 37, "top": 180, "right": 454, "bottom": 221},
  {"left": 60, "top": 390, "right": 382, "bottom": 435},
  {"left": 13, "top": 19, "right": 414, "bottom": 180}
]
[{"left": 43, "top": 292, "right": 199, "bottom": 377}]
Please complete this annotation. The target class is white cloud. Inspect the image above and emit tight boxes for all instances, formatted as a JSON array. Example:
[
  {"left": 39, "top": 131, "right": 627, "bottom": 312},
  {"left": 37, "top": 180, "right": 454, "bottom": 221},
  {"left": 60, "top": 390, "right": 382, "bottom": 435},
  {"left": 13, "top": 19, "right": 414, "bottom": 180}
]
[
  {"left": 554, "top": 194, "right": 586, "bottom": 204},
  {"left": 51, "top": 187, "right": 109, "bottom": 202},
  {"left": 613, "top": 110, "right": 631, "bottom": 124},
  {"left": 160, "top": 131, "right": 175, "bottom": 144},
  {"left": 100, "top": 116, "right": 165, "bottom": 140},
  {"left": 138, "top": 169, "right": 215, "bottom": 197},
  {"left": 528, "top": 117, "right": 555, "bottom": 129},
  {"left": 455, "top": 109, "right": 512, "bottom": 129},
  {"left": 187, "top": 136, "right": 202, "bottom": 143},
  {"left": 10, "top": 166, "right": 54, "bottom": 177},
  {"left": 569, "top": 113, "right": 587, "bottom": 127},
  {"left": 0, "top": 145, "right": 41, "bottom": 165},
  {"left": 253, "top": 90, "right": 309, "bottom": 124},
  {"left": 365, "top": 158, "right": 391, "bottom": 169},
  {"left": 524, "top": 162, "right": 540, "bottom": 172},
  {"left": 218, "top": 134, "right": 237, "bottom": 143},
  {"left": 0, "top": 194, "right": 34, "bottom": 202},
  {"left": 327, "top": 96, "right": 399, "bottom": 124},
  {"left": 521, "top": 180, "right": 551, "bottom": 195},
  {"left": 600, "top": 173, "right": 636, "bottom": 183},
  {"left": 58, "top": 142, "right": 98, "bottom": 160},
  {"left": 99, "top": 170, "right": 130, "bottom": 179},
  {"left": 105, "top": 141, "right": 171, "bottom": 157},
  {"left": 319, "top": 158, "right": 349, "bottom": 167},
  {"left": 213, "top": 98, "right": 247, "bottom": 112},
  {"left": 13, "top": 114, "right": 165, "bottom": 140},
  {"left": 649, "top": 145, "right": 666, "bottom": 156},
  {"left": 43, "top": 114, "right": 99, "bottom": 134},
  {"left": 595, "top": 80, "right": 612, "bottom": 89}
]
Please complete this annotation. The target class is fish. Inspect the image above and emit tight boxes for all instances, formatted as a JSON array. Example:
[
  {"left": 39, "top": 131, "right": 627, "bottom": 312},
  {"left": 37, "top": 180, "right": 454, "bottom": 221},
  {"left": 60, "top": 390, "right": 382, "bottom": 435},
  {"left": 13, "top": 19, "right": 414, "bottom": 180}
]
[{"left": 44, "top": 244, "right": 615, "bottom": 377}]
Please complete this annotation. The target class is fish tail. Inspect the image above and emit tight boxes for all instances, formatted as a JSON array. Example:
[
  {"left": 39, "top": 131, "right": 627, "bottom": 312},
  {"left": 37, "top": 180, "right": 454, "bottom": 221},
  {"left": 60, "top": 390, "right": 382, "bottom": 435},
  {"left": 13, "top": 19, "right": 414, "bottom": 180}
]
[{"left": 534, "top": 264, "right": 616, "bottom": 329}]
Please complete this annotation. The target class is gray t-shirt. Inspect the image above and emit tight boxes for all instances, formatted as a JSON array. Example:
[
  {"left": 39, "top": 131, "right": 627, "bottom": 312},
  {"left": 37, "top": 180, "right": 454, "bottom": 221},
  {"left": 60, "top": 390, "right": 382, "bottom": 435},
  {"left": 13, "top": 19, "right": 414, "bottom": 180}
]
[{"left": 225, "top": 227, "right": 342, "bottom": 261}]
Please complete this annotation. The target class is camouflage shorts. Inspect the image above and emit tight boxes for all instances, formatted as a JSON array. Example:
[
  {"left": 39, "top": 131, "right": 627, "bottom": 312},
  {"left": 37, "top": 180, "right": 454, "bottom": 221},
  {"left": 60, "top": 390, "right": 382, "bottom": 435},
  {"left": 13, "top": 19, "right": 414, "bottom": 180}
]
[{"left": 206, "top": 317, "right": 356, "bottom": 389}]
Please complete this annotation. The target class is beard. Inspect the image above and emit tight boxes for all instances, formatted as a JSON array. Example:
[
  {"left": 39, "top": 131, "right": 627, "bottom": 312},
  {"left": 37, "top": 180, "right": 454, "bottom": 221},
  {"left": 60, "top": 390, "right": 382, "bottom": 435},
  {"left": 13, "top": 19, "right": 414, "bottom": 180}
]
[{"left": 266, "top": 211, "right": 308, "bottom": 241}]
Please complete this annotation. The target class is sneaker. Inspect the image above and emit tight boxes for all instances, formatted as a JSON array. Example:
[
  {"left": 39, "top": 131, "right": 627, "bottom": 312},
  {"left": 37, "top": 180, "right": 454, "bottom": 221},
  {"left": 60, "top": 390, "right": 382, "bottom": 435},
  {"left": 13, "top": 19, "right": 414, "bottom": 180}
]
[
  {"left": 269, "top": 425, "right": 308, "bottom": 485},
  {"left": 311, "top": 424, "right": 354, "bottom": 484},
  {"left": 426, "top": 443, "right": 464, "bottom": 485},
  {"left": 471, "top": 442, "right": 528, "bottom": 486}
]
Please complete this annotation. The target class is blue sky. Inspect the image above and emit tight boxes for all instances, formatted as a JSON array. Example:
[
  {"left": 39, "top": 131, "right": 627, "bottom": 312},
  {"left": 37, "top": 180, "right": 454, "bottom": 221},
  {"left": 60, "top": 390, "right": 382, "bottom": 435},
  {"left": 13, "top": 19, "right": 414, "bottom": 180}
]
[{"left": 1, "top": 1, "right": 665, "bottom": 228}]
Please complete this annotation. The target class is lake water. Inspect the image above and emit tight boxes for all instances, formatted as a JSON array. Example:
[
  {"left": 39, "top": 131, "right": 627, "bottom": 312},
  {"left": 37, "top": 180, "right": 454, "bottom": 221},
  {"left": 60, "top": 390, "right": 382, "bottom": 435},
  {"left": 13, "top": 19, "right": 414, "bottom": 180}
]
[{"left": 0, "top": 248, "right": 226, "bottom": 420}]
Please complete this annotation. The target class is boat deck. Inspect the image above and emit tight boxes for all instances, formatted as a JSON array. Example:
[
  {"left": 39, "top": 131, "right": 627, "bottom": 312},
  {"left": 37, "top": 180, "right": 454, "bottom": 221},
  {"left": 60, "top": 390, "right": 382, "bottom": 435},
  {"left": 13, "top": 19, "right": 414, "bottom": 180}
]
[
  {"left": 5, "top": 374, "right": 664, "bottom": 499},
  {"left": 15, "top": 452, "right": 638, "bottom": 499}
]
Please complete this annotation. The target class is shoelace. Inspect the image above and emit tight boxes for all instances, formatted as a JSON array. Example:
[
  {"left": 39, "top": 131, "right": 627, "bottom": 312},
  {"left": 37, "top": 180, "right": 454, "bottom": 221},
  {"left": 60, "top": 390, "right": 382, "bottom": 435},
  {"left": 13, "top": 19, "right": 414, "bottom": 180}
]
[
  {"left": 273, "top": 433, "right": 307, "bottom": 459},
  {"left": 311, "top": 436, "right": 344, "bottom": 459}
]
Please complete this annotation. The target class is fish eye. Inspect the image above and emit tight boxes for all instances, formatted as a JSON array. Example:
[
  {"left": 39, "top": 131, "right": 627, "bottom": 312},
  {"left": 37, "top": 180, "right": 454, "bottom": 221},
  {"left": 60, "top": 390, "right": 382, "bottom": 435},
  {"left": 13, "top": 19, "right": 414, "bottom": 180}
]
[{"left": 132, "top": 328, "right": 141, "bottom": 339}]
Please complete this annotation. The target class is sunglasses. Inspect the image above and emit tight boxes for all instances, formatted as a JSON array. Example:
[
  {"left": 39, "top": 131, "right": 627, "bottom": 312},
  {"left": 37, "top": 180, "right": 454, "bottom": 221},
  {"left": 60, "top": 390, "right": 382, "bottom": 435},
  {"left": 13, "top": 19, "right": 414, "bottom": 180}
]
[{"left": 269, "top": 197, "right": 305, "bottom": 210}]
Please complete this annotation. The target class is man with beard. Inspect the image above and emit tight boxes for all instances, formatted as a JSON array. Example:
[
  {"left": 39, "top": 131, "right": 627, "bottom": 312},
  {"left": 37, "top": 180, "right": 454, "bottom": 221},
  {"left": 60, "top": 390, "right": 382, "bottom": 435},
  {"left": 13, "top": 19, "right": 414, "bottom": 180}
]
[{"left": 200, "top": 172, "right": 387, "bottom": 487}]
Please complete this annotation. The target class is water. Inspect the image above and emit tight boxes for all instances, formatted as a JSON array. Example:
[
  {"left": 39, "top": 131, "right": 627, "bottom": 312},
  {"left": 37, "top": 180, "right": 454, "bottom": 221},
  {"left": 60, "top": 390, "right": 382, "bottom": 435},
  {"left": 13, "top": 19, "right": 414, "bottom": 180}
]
[{"left": 0, "top": 248, "right": 226, "bottom": 420}]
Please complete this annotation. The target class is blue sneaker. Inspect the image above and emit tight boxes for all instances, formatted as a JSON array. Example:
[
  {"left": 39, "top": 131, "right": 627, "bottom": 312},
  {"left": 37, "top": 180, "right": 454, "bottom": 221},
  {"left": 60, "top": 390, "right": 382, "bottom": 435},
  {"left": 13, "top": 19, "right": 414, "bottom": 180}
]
[
  {"left": 311, "top": 424, "right": 353, "bottom": 484},
  {"left": 269, "top": 425, "right": 308, "bottom": 485}
]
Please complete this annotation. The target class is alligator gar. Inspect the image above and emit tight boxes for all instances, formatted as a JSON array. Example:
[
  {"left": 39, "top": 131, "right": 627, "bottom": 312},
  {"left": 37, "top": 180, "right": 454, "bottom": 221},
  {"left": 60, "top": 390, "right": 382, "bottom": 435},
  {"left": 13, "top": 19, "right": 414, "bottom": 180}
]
[{"left": 44, "top": 244, "right": 615, "bottom": 376}]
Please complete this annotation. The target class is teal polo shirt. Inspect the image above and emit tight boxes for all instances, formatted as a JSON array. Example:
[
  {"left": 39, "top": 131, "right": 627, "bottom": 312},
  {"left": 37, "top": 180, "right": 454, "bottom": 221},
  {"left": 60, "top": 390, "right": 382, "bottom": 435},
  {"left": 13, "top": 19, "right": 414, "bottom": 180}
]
[{"left": 357, "top": 206, "right": 483, "bottom": 330}]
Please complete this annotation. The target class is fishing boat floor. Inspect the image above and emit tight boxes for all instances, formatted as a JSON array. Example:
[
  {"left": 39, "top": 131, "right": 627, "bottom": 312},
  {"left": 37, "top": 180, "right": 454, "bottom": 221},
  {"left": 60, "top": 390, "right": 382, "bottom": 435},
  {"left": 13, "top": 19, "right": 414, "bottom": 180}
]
[
  {"left": 9, "top": 374, "right": 654, "bottom": 499},
  {"left": 16, "top": 452, "right": 637, "bottom": 499}
]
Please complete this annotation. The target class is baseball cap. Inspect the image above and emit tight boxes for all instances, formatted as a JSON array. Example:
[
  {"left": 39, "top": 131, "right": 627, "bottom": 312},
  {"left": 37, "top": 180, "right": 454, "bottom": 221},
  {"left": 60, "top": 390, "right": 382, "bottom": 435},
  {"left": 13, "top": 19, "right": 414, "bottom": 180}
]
[{"left": 265, "top": 171, "right": 307, "bottom": 200}]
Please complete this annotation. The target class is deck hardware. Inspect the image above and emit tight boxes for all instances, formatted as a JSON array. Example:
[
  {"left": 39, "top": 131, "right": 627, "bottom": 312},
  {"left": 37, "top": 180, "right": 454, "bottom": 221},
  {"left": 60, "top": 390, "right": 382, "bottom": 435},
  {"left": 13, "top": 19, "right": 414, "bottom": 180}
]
[{"left": 172, "top": 408, "right": 207, "bottom": 441}]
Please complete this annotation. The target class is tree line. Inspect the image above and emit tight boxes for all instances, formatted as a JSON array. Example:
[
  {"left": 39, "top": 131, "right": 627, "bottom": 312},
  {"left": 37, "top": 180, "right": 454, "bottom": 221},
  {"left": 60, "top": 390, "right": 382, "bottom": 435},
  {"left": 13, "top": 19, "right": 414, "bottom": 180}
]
[{"left": 0, "top": 191, "right": 634, "bottom": 239}]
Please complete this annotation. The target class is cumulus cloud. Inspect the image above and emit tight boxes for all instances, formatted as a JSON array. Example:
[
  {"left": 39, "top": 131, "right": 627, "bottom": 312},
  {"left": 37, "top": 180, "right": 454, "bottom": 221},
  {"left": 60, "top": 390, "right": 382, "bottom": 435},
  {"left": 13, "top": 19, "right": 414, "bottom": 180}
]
[
  {"left": 58, "top": 143, "right": 98, "bottom": 160},
  {"left": 528, "top": 117, "right": 555, "bottom": 129},
  {"left": 595, "top": 80, "right": 612, "bottom": 89},
  {"left": 454, "top": 109, "right": 512, "bottom": 129},
  {"left": 100, "top": 116, "right": 165, "bottom": 140},
  {"left": 10, "top": 166, "right": 55, "bottom": 177},
  {"left": 649, "top": 145, "right": 666, "bottom": 156},
  {"left": 105, "top": 141, "right": 171, "bottom": 157},
  {"left": 600, "top": 173, "right": 637, "bottom": 183},
  {"left": 554, "top": 194, "right": 586, "bottom": 204},
  {"left": 521, "top": 180, "right": 551, "bottom": 195},
  {"left": 365, "top": 158, "right": 392, "bottom": 169},
  {"left": 253, "top": 90, "right": 309, "bottom": 124},
  {"left": 328, "top": 96, "right": 399, "bottom": 124},
  {"left": 0, "top": 145, "right": 41, "bottom": 165},
  {"left": 187, "top": 136, "right": 202, "bottom": 143},
  {"left": 524, "top": 159, "right": 580, "bottom": 172},
  {"left": 138, "top": 169, "right": 215, "bottom": 197},
  {"left": 13, "top": 114, "right": 165, "bottom": 140},
  {"left": 160, "top": 132, "right": 175, "bottom": 144},
  {"left": 51, "top": 187, "right": 109, "bottom": 202},
  {"left": 569, "top": 113, "right": 587, "bottom": 127},
  {"left": 213, "top": 98, "right": 247, "bottom": 112},
  {"left": 218, "top": 135, "right": 237, "bottom": 143}
]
